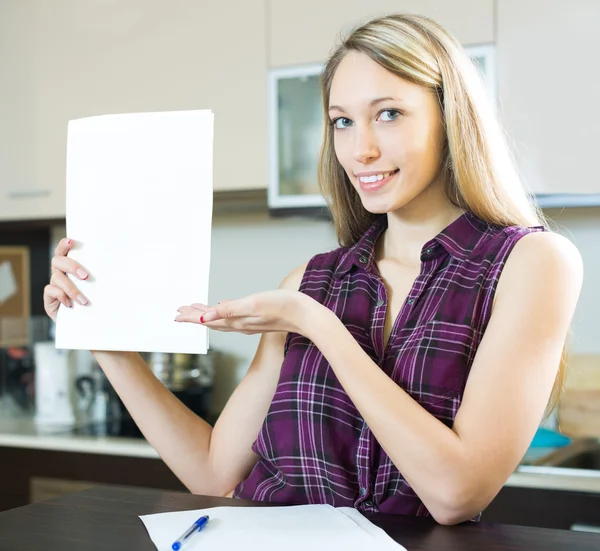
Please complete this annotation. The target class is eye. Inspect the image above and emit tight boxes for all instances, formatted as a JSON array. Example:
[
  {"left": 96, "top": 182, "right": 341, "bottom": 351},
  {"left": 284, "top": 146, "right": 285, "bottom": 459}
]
[
  {"left": 378, "top": 109, "right": 401, "bottom": 122},
  {"left": 331, "top": 117, "right": 353, "bottom": 130}
]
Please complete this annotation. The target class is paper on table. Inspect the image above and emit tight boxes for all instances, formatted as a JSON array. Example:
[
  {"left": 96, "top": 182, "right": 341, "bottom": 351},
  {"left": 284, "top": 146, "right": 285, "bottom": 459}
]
[
  {"left": 139, "top": 504, "right": 407, "bottom": 551},
  {"left": 55, "top": 110, "right": 213, "bottom": 354}
]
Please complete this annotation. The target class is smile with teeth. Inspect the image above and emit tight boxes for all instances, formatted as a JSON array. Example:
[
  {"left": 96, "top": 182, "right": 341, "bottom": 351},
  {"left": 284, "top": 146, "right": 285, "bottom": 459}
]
[{"left": 358, "top": 169, "right": 398, "bottom": 183}]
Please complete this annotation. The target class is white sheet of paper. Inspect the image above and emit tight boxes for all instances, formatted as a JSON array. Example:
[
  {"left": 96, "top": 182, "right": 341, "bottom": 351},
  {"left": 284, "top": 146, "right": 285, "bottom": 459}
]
[
  {"left": 0, "top": 260, "right": 18, "bottom": 305},
  {"left": 139, "top": 504, "right": 407, "bottom": 551},
  {"left": 55, "top": 110, "right": 213, "bottom": 354}
]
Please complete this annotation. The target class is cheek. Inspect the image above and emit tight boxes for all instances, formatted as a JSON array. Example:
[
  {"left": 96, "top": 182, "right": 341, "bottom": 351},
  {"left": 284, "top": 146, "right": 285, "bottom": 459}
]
[
  {"left": 395, "top": 128, "right": 443, "bottom": 173},
  {"left": 333, "top": 136, "right": 352, "bottom": 172}
]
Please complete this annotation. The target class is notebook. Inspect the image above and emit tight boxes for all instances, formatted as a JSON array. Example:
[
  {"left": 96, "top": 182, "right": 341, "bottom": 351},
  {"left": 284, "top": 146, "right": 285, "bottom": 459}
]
[{"left": 139, "top": 504, "right": 406, "bottom": 550}]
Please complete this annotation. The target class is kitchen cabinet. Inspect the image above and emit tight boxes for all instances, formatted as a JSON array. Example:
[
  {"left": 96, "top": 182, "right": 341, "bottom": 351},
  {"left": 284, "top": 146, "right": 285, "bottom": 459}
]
[
  {"left": 0, "top": 445, "right": 184, "bottom": 512},
  {"left": 267, "top": 0, "right": 494, "bottom": 67},
  {"left": 0, "top": 1, "right": 60, "bottom": 221},
  {"left": 497, "top": 0, "right": 600, "bottom": 196},
  {"left": 482, "top": 485, "right": 600, "bottom": 532},
  {"left": 0, "top": 0, "right": 268, "bottom": 222}
]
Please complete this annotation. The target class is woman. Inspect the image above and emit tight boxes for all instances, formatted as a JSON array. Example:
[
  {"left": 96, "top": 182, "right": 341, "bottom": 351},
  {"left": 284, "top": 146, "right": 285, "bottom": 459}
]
[{"left": 44, "top": 14, "right": 582, "bottom": 524}]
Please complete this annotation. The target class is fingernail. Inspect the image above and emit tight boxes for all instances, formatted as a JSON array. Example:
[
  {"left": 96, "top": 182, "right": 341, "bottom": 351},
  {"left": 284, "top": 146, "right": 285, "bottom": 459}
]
[
  {"left": 76, "top": 294, "right": 88, "bottom": 305},
  {"left": 200, "top": 315, "right": 205, "bottom": 323},
  {"left": 201, "top": 311, "right": 217, "bottom": 323},
  {"left": 76, "top": 269, "right": 88, "bottom": 280},
  {"left": 67, "top": 239, "right": 73, "bottom": 245}
]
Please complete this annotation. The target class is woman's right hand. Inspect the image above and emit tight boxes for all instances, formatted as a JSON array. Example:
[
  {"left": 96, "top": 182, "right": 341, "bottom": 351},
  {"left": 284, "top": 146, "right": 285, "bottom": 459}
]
[{"left": 43, "top": 238, "right": 90, "bottom": 322}]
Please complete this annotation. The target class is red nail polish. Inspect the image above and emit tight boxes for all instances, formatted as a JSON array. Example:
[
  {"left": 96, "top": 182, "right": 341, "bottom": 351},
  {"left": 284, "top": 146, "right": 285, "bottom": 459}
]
[
  {"left": 200, "top": 315, "right": 205, "bottom": 323},
  {"left": 67, "top": 239, "right": 73, "bottom": 245}
]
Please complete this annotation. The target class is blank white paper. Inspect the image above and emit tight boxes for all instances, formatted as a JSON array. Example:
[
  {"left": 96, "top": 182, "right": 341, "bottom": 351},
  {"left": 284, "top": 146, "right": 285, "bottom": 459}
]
[
  {"left": 139, "top": 504, "right": 407, "bottom": 551},
  {"left": 55, "top": 110, "right": 213, "bottom": 354}
]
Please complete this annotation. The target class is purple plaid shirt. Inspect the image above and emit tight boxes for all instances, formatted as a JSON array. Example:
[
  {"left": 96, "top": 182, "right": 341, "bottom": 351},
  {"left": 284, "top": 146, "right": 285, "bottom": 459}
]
[{"left": 234, "top": 211, "right": 544, "bottom": 516}]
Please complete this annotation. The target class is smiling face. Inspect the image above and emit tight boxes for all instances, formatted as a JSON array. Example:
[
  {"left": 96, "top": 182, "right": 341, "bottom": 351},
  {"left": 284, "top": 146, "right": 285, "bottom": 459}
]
[{"left": 328, "top": 51, "right": 449, "bottom": 215}]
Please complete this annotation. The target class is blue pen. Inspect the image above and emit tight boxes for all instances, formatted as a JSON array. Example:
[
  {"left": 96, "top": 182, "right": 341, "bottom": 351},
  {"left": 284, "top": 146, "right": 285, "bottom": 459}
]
[{"left": 171, "top": 515, "right": 210, "bottom": 550}]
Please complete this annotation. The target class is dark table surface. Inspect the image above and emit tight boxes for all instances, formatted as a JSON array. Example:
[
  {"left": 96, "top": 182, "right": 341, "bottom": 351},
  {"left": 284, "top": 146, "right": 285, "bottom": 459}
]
[{"left": 0, "top": 484, "right": 599, "bottom": 550}]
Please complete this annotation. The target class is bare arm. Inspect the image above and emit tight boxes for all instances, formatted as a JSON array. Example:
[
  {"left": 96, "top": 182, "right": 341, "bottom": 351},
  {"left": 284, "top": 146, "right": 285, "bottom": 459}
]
[
  {"left": 92, "top": 331, "right": 283, "bottom": 496},
  {"left": 302, "top": 232, "right": 583, "bottom": 524},
  {"left": 44, "top": 237, "right": 306, "bottom": 496}
]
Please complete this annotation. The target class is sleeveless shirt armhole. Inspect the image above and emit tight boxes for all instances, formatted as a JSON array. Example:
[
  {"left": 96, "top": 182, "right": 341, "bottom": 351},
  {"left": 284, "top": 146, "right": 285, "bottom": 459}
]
[{"left": 476, "top": 226, "right": 547, "bottom": 338}]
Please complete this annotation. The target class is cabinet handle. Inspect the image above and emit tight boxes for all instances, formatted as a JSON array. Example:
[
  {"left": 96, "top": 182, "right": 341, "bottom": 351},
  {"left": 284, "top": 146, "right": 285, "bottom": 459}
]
[
  {"left": 7, "top": 189, "right": 51, "bottom": 199},
  {"left": 570, "top": 523, "right": 600, "bottom": 533}
]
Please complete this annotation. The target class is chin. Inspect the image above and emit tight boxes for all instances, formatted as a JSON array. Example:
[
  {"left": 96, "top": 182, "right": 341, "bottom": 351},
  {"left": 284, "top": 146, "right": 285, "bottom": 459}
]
[{"left": 359, "top": 195, "right": 408, "bottom": 215}]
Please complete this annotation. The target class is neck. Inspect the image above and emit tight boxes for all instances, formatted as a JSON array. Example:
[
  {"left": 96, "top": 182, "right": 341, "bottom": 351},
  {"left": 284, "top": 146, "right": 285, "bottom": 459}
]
[{"left": 380, "top": 183, "right": 464, "bottom": 266}]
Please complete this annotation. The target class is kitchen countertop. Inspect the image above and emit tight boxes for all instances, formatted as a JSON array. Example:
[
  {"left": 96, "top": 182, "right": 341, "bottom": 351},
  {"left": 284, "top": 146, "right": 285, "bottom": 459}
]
[
  {"left": 2, "top": 415, "right": 600, "bottom": 493},
  {"left": 0, "top": 415, "right": 159, "bottom": 459}
]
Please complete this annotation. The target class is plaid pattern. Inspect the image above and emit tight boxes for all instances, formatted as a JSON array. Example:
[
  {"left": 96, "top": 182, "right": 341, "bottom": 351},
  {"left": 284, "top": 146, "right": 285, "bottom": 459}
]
[{"left": 234, "top": 212, "right": 545, "bottom": 516}]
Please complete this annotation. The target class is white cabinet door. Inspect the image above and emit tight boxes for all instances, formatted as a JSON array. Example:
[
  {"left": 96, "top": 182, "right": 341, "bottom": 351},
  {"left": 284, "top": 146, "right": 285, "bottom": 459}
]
[
  {"left": 497, "top": 0, "right": 600, "bottom": 195},
  {"left": 268, "top": 0, "right": 494, "bottom": 67}
]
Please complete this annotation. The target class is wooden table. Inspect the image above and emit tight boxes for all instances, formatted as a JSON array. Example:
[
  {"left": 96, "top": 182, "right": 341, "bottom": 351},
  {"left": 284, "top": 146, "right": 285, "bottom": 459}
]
[{"left": 0, "top": 485, "right": 599, "bottom": 550}]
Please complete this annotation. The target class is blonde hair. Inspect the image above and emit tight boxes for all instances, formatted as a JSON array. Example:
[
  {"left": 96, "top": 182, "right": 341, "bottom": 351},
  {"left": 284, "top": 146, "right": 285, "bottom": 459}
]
[{"left": 317, "top": 13, "right": 565, "bottom": 416}]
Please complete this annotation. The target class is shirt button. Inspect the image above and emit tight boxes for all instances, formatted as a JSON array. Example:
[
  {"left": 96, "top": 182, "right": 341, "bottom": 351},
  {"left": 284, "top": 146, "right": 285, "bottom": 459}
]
[
  {"left": 375, "top": 299, "right": 385, "bottom": 307},
  {"left": 364, "top": 500, "right": 374, "bottom": 508},
  {"left": 407, "top": 298, "right": 414, "bottom": 305},
  {"left": 424, "top": 247, "right": 433, "bottom": 255},
  {"left": 358, "top": 256, "right": 368, "bottom": 264},
  {"left": 359, "top": 487, "right": 367, "bottom": 497}
]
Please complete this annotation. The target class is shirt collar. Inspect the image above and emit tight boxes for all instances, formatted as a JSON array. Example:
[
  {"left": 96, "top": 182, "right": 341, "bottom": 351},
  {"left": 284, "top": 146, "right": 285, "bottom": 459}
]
[{"left": 333, "top": 211, "right": 499, "bottom": 279}]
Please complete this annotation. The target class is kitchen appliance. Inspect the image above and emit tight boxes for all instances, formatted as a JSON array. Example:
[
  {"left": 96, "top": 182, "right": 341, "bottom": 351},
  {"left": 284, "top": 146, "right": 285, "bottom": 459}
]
[
  {"left": 66, "top": 350, "right": 218, "bottom": 439},
  {"left": 32, "top": 342, "right": 76, "bottom": 427}
]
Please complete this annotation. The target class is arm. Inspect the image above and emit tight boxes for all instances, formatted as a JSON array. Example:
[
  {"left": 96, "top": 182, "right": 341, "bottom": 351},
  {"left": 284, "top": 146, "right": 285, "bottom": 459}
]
[
  {"left": 301, "top": 232, "right": 582, "bottom": 524},
  {"left": 93, "top": 333, "right": 280, "bottom": 497}
]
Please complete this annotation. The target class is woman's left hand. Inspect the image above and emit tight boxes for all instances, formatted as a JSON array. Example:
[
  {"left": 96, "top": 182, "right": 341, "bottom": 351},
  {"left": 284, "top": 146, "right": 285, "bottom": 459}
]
[{"left": 175, "top": 290, "right": 317, "bottom": 335}]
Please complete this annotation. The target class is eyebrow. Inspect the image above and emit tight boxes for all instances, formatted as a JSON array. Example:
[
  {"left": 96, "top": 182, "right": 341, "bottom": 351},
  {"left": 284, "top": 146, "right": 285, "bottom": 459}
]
[{"left": 328, "top": 97, "right": 401, "bottom": 113}]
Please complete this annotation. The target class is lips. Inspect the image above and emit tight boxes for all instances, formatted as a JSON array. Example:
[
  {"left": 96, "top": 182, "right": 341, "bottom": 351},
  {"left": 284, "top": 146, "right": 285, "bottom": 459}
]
[{"left": 357, "top": 169, "right": 399, "bottom": 192}]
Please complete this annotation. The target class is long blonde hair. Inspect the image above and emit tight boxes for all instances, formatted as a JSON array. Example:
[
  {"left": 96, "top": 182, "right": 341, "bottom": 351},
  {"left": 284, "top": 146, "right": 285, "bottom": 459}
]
[{"left": 317, "top": 13, "right": 565, "bottom": 417}]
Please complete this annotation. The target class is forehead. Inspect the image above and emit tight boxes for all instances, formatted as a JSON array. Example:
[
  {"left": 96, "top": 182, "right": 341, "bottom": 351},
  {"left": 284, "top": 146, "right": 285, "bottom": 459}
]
[{"left": 329, "top": 51, "right": 427, "bottom": 108}]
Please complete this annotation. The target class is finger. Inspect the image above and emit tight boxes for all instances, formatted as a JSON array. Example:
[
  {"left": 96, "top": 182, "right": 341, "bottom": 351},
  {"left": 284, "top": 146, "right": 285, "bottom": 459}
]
[
  {"left": 50, "top": 271, "right": 89, "bottom": 306},
  {"left": 51, "top": 255, "right": 89, "bottom": 281},
  {"left": 43, "top": 285, "right": 72, "bottom": 322},
  {"left": 174, "top": 305, "right": 206, "bottom": 324},
  {"left": 54, "top": 237, "right": 76, "bottom": 257},
  {"left": 44, "top": 284, "right": 73, "bottom": 308},
  {"left": 203, "top": 297, "right": 255, "bottom": 322},
  {"left": 190, "top": 299, "right": 231, "bottom": 311}
]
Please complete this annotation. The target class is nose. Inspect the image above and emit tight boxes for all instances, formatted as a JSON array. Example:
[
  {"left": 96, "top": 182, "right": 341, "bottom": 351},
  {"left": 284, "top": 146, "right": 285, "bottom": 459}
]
[{"left": 352, "top": 124, "right": 380, "bottom": 164}]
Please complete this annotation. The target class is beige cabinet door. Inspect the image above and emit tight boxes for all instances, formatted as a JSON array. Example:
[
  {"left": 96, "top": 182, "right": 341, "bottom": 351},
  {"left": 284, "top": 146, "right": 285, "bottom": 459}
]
[
  {"left": 497, "top": 0, "right": 600, "bottom": 195},
  {"left": 0, "top": 1, "right": 63, "bottom": 221},
  {"left": 268, "top": 0, "right": 495, "bottom": 67},
  {"left": 0, "top": 0, "right": 268, "bottom": 221}
]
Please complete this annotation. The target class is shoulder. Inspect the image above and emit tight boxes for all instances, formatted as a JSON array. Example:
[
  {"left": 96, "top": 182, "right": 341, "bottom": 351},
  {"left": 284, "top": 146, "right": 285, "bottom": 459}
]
[
  {"left": 505, "top": 230, "right": 582, "bottom": 279},
  {"left": 277, "top": 246, "right": 349, "bottom": 292},
  {"left": 497, "top": 230, "right": 583, "bottom": 305},
  {"left": 278, "top": 262, "right": 309, "bottom": 291}
]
